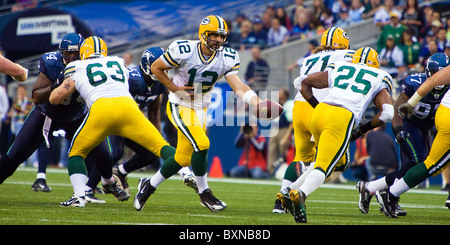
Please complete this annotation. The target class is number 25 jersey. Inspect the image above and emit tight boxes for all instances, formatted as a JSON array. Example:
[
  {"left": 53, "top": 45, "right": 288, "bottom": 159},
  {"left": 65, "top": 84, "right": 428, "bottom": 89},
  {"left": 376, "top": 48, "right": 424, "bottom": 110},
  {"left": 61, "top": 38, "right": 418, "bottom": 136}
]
[
  {"left": 323, "top": 61, "right": 394, "bottom": 125},
  {"left": 64, "top": 56, "right": 131, "bottom": 108},
  {"left": 161, "top": 40, "right": 240, "bottom": 109}
]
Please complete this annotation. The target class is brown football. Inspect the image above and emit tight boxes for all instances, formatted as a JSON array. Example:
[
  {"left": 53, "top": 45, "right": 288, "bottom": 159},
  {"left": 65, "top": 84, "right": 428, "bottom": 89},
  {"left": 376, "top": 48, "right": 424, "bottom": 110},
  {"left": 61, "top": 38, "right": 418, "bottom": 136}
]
[{"left": 252, "top": 100, "right": 284, "bottom": 120}]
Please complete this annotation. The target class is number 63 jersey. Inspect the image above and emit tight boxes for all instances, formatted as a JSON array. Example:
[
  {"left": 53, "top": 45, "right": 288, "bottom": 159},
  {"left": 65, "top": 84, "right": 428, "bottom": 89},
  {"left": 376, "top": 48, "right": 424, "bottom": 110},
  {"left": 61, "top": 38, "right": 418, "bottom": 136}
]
[
  {"left": 322, "top": 61, "right": 394, "bottom": 126},
  {"left": 64, "top": 56, "right": 131, "bottom": 108},
  {"left": 161, "top": 40, "right": 240, "bottom": 109}
]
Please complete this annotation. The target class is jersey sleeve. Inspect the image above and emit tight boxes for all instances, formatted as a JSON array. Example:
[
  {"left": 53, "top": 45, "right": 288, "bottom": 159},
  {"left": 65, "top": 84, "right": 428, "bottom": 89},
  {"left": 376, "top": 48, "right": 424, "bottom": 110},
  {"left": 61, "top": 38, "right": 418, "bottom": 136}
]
[
  {"left": 401, "top": 76, "right": 419, "bottom": 98},
  {"left": 380, "top": 73, "right": 394, "bottom": 94},
  {"left": 161, "top": 40, "right": 190, "bottom": 68},
  {"left": 224, "top": 47, "right": 240, "bottom": 77}
]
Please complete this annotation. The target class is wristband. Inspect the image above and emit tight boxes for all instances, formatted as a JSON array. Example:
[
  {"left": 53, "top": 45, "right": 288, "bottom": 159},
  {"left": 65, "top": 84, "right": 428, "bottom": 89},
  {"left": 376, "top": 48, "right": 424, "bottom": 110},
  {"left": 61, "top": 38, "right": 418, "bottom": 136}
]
[
  {"left": 407, "top": 92, "right": 423, "bottom": 107},
  {"left": 359, "top": 121, "right": 376, "bottom": 134},
  {"left": 243, "top": 90, "right": 257, "bottom": 104},
  {"left": 306, "top": 96, "right": 319, "bottom": 108}
]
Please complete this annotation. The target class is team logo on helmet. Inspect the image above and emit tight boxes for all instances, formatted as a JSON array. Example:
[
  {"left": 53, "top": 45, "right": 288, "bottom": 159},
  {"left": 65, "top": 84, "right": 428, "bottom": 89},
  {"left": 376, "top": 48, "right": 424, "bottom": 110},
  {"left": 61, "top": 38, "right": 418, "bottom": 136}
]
[{"left": 201, "top": 17, "right": 211, "bottom": 25}]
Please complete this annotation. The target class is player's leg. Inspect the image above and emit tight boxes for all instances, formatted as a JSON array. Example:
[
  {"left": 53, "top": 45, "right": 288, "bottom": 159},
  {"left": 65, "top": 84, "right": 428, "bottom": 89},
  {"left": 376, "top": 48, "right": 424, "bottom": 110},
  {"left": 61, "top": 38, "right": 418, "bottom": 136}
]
[{"left": 0, "top": 107, "right": 45, "bottom": 184}]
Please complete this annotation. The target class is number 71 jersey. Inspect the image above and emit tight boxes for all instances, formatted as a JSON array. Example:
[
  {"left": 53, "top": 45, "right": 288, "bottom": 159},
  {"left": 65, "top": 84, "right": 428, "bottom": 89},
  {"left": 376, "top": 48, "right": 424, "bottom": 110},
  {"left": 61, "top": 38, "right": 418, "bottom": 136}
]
[
  {"left": 323, "top": 61, "right": 394, "bottom": 125},
  {"left": 161, "top": 40, "right": 240, "bottom": 109},
  {"left": 64, "top": 56, "right": 131, "bottom": 108}
]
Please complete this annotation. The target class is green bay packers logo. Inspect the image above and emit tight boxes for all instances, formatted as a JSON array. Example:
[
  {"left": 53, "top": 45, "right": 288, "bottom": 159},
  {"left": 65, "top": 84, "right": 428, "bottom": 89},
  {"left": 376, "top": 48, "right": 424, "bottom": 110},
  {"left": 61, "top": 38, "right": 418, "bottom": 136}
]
[
  {"left": 343, "top": 32, "right": 349, "bottom": 40},
  {"left": 201, "top": 17, "right": 210, "bottom": 25}
]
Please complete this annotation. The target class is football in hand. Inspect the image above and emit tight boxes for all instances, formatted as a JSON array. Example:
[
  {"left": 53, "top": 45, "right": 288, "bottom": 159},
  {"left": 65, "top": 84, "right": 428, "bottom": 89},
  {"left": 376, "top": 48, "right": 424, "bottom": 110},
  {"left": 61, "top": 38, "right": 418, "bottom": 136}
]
[{"left": 252, "top": 100, "right": 284, "bottom": 120}]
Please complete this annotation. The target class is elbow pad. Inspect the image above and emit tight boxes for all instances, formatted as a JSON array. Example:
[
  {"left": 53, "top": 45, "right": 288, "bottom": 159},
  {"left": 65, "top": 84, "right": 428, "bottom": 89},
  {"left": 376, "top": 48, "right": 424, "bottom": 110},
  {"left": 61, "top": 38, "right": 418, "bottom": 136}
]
[{"left": 379, "top": 104, "right": 394, "bottom": 122}]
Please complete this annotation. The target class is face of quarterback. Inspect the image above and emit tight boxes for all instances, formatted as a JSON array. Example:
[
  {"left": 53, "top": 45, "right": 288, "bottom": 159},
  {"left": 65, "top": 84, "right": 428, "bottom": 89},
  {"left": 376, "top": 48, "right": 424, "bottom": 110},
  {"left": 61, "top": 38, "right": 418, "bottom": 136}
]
[{"left": 206, "top": 33, "right": 225, "bottom": 52}]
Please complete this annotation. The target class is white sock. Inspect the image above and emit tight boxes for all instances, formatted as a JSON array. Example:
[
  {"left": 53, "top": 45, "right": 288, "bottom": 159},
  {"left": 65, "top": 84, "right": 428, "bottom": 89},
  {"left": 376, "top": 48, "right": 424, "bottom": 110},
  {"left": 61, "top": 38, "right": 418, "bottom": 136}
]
[
  {"left": 69, "top": 173, "right": 88, "bottom": 197},
  {"left": 289, "top": 162, "right": 315, "bottom": 190},
  {"left": 195, "top": 174, "right": 209, "bottom": 194},
  {"left": 280, "top": 179, "right": 293, "bottom": 191},
  {"left": 150, "top": 170, "right": 166, "bottom": 188},
  {"left": 118, "top": 164, "right": 128, "bottom": 175},
  {"left": 177, "top": 167, "right": 191, "bottom": 177},
  {"left": 36, "top": 172, "right": 46, "bottom": 180},
  {"left": 389, "top": 178, "right": 410, "bottom": 197},
  {"left": 366, "top": 177, "right": 388, "bottom": 194},
  {"left": 101, "top": 176, "right": 115, "bottom": 185},
  {"left": 299, "top": 169, "right": 325, "bottom": 197}
]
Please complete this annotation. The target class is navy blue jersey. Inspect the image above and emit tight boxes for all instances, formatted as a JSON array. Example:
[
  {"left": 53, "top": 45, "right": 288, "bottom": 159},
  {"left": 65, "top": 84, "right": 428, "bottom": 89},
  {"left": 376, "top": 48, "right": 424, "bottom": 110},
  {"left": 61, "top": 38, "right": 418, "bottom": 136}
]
[
  {"left": 401, "top": 73, "right": 449, "bottom": 130},
  {"left": 36, "top": 51, "right": 87, "bottom": 123},
  {"left": 128, "top": 66, "right": 165, "bottom": 109}
]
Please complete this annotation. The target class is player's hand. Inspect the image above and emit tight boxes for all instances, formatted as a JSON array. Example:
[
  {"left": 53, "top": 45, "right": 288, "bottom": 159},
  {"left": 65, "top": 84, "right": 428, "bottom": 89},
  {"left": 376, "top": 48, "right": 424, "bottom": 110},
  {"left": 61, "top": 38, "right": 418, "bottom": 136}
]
[
  {"left": 395, "top": 131, "right": 410, "bottom": 144},
  {"left": 398, "top": 103, "right": 414, "bottom": 118},
  {"left": 173, "top": 86, "right": 195, "bottom": 101}
]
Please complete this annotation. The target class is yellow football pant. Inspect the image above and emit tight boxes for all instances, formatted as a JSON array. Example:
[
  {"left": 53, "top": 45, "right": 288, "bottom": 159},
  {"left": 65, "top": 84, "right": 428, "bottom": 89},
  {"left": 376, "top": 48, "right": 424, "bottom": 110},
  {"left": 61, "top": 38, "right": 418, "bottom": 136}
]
[
  {"left": 310, "top": 103, "right": 354, "bottom": 178},
  {"left": 292, "top": 101, "right": 350, "bottom": 171},
  {"left": 424, "top": 104, "right": 450, "bottom": 176},
  {"left": 69, "top": 97, "right": 169, "bottom": 158},
  {"left": 166, "top": 101, "right": 209, "bottom": 167}
]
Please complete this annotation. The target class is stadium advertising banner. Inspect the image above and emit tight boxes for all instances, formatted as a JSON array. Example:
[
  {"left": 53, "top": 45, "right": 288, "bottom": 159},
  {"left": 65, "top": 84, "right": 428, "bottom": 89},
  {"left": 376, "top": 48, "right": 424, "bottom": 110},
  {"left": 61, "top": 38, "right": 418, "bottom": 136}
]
[{"left": 1, "top": 8, "right": 93, "bottom": 61}]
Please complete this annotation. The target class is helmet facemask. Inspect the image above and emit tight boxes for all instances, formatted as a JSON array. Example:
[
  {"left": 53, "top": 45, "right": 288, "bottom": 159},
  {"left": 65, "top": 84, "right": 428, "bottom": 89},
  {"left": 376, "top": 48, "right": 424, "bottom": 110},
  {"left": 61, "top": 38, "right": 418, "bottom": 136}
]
[{"left": 201, "top": 31, "right": 228, "bottom": 52}]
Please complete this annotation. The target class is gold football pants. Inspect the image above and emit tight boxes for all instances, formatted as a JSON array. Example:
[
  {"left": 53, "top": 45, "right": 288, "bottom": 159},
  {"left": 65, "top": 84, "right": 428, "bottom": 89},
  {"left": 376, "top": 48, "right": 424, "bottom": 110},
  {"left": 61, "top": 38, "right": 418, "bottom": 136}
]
[{"left": 69, "top": 97, "right": 169, "bottom": 158}]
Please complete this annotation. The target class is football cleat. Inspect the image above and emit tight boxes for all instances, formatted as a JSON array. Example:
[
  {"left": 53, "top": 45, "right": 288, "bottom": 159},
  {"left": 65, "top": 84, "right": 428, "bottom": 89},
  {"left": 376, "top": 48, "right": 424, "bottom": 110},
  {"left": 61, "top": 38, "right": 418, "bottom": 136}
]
[
  {"left": 183, "top": 173, "right": 199, "bottom": 193},
  {"left": 60, "top": 195, "right": 86, "bottom": 207},
  {"left": 290, "top": 189, "right": 307, "bottom": 223},
  {"left": 85, "top": 189, "right": 106, "bottom": 204},
  {"left": 356, "top": 181, "right": 372, "bottom": 214},
  {"left": 102, "top": 181, "right": 130, "bottom": 202},
  {"left": 199, "top": 188, "right": 227, "bottom": 212},
  {"left": 134, "top": 178, "right": 156, "bottom": 211},
  {"left": 272, "top": 199, "right": 286, "bottom": 214},
  {"left": 31, "top": 178, "right": 52, "bottom": 192},
  {"left": 375, "top": 189, "right": 398, "bottom": 218},
  {"left": 112, "top": 166, "right": 130, "bottom": 195},
  {"left": 276, "top": 187, "right": 293, "bottom": 214}
]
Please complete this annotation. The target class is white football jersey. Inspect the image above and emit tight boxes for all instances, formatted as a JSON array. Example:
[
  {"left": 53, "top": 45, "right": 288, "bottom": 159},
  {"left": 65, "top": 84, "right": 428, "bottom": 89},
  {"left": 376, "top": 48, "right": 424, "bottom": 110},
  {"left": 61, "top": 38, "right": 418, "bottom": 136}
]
[
  {"left": 294, "top": 49, "right": 354, "bottom": 102},
  {"left": 441, "top": 91, "right": 450, "bottom": 108},
  {"left": 322, "top": 61, "right": 394, "bottom": 125},
  {"left": 161, "top": 40, "right": 240, "bottom": 109},
  {"left": 64, "top": 56, "right": 131, "bottom": 108}
]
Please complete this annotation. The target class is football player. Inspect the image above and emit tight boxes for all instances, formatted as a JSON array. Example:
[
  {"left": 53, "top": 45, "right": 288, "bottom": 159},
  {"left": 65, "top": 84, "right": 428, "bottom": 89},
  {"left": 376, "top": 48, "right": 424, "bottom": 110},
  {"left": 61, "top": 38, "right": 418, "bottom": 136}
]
[
  {"left": 0, "top": 33, "right": 125, "bottom": 206},
  {"left": 376, "top": 58, "right": 450, "bottom": 218},
  {"left": 283, "top": 47, "right": 394, "bottom": 223},
  {"left": 133, "top": 15, "right": 268, "bottom": 213},
  {"left": 357, "top": 52, "right": 449, "bottom": 215},
  {"left": 0, "top": 53, "right": 28, "bottom": 82},
  {"left": 274, "top": 27, "right": 355, "bottom": 213},
  {"left": 111, "top": 47, "right": 197, "bottom": 195},
  {"left": 49, "top": 36, "right": 177, "bottom": 208}
]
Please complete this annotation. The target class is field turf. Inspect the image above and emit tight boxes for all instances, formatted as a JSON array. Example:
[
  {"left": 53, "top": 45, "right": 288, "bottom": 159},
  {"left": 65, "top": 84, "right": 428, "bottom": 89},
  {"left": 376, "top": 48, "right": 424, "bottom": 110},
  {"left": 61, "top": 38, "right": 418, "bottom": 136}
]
[{"left": 0, "top": 167, "right": 449, "bottom": 227}]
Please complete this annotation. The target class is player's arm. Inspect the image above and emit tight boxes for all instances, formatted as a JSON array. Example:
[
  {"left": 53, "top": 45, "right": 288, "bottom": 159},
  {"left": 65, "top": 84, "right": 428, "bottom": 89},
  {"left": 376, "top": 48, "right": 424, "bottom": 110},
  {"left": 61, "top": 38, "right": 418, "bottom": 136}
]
[
  {"left": 49, "top": 77, "right": 76, "bottom": 105},
  {"left": 151, "top": 58, "right": 193, "bottom": 94},
  {"left": 147, "top": 94, "right": 161, "bottom": 132},
  {"left": 32, "top": 73, "right": 54, "bottom": 104},
  {"left": 351, "top": 88, "right": 394, "bottom": 141},
  {"left": 391, "top": 92, "right": 409, "bottom": 136},
  {"left": 226, "top": 74, "right": 262, "bottom": 107},
  {"left": 296, "top": 71, "right": 329, "bottom": 108},
  {"left": 0, "top": 55, "right": 28, "bottom": 82}
]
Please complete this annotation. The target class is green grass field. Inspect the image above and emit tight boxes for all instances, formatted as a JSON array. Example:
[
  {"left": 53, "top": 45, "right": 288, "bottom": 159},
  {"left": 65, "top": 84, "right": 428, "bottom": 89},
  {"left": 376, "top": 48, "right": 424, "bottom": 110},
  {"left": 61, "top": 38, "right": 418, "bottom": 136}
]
[{"left": 0, "top": 167, "right": 449, "bottom": 226}]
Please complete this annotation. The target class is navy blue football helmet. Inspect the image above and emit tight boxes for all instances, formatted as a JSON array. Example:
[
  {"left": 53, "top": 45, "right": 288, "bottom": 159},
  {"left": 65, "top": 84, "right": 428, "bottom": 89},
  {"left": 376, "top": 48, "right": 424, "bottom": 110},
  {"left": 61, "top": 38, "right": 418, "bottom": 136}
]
[
  {"left": 139, "top": 47, "right": 165, "bottom": 80},
  {"left": 426, "top": 52, "right": 450, "bottom": 92},
  {"left": 59, "top": 33, "right": 84, "bottom": 65}
]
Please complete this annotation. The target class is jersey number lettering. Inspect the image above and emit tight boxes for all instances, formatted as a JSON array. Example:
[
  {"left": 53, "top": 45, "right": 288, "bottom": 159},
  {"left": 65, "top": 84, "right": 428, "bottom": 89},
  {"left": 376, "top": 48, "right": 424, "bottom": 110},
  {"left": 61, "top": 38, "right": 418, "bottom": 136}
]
[
  {"left": 187, "top": 68, "right": 218, "bottom": 93},
  {"left": 303, "top": 55, "right": 330, "bottom": 75},
  {"left": 86, "top": 61, "right": 125, "bottom": 86},
  {"left": 333, "top": 65, "right": 376, "bottom": 95}
]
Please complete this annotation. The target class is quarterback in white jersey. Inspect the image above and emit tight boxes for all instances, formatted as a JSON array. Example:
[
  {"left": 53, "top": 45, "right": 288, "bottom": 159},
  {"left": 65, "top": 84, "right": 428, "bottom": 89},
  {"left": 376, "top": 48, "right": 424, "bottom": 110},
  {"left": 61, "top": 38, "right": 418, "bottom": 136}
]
[
  {"left": 142, "top": 15, "right": 268, "bottom": 213},
  {"left": 162, "top": 39, "right": 240, "bottom": 109}
]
